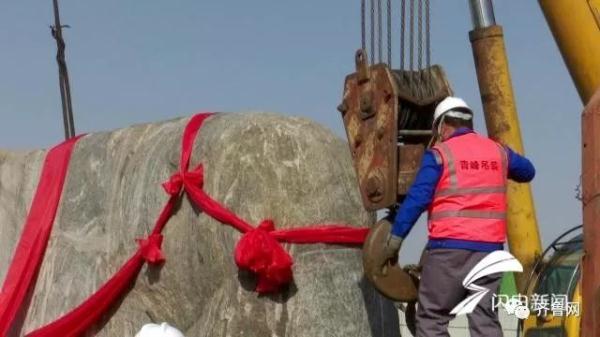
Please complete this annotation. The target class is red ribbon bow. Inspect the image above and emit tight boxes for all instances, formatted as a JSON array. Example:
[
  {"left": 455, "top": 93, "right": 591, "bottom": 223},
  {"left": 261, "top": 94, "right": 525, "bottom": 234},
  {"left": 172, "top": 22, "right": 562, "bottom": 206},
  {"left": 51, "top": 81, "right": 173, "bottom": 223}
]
[
  {"left": 136, "top": 233, "right": 165, "bottom": 264},
  {"left": 162, "top": 164, "right": 204, "bottom": 196},
  {"left": 234, "top": 220, "right": 294, "bottom": 293}
]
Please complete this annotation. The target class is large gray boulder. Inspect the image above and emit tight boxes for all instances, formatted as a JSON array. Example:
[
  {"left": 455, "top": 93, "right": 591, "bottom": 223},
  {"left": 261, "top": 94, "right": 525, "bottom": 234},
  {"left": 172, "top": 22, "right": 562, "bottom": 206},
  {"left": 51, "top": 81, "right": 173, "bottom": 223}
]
[{"left": 0, "top": 113, "right": 399, "bottom": 337}]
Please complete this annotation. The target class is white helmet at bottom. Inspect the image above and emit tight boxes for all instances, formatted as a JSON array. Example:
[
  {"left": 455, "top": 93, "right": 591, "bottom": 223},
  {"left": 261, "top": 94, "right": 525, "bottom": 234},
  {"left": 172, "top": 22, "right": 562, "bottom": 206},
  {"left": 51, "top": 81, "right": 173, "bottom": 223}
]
[
  {"left": 135, "top": 323, "right": 185, "bottom": 337},
  {"left": 433, "top": 96, "right": 473, "bottom": 127}
]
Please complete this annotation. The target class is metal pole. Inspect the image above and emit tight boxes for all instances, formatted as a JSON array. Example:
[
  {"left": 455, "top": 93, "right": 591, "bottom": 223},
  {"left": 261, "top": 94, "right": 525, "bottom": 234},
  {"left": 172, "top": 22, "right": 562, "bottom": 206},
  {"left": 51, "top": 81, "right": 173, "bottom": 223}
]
[
  {"left": 468, "top": 0, "right": 496, "bottom": 29},
  {"left": 52, "top": 0, "right": 76, "bottom": 139},
  {"left": 467, "top": 1, "right": 542, "bottom": 293},
  {"left": 539, "top": 2, "right": 600, "bottom": 335},
  {"left": 581, "top": 88, "right": 600, "bottom": 337},
  {"left": 398, "top": 130, "right": 433, "bottom": 136}
]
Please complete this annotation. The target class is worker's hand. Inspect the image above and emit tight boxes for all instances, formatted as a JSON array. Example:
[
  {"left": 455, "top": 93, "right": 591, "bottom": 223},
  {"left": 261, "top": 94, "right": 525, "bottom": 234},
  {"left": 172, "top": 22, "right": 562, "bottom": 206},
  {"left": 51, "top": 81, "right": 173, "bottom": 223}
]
[
  {"left": 381, "top": 233, "right": 403, "bottom": 276},
  {"left": 403, "top": 264, "right": 422, "bottom": 280}
]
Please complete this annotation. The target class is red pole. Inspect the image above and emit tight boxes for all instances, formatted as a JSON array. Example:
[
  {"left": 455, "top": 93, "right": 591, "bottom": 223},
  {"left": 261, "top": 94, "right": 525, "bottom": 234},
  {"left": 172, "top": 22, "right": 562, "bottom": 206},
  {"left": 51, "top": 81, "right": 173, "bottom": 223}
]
[{"left": 581, "top": 87, "right": 600, "bottom": 337}]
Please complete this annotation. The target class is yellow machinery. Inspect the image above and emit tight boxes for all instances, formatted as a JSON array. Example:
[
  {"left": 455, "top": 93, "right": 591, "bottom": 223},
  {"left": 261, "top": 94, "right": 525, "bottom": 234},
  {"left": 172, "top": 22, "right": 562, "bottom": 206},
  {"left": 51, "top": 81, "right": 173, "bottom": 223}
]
[
  {"left": 457, "top": 2, "right": 600, "bottom": 336},
  {"left": 539, "top": 1, "right": 600, "bottom": 336},
  {"left": 467, "top": 0, "right": 542, "bottom": 294},
  {"left": 539, "top": 0, "right": 600, "bottom": 103},
  {"left": 340, "top": 0, "right": 600, "bottom": 336},
  {"left": 525, "top": 1, "right": 600, "bottom": 336},
  {"left": 463, "top": 0, "right": 600, "bottom": 335},
  {"left": 522, "top": 226, "right": 583, "bottom": 337}
]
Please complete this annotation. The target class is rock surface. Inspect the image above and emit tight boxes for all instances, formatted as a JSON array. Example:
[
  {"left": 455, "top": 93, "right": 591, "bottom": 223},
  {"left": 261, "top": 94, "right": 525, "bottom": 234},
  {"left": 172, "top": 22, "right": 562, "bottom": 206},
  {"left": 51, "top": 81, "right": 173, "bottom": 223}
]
[{"left": 0, "top": 112, "right": 399, "bottom": 337}]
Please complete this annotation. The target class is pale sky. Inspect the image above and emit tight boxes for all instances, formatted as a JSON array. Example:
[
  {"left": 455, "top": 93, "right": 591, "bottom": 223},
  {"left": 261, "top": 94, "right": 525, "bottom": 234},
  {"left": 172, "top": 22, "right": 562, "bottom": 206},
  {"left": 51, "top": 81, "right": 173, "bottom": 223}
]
[{"left": 0, "top": 1, "right": 582, "bottom": 262}]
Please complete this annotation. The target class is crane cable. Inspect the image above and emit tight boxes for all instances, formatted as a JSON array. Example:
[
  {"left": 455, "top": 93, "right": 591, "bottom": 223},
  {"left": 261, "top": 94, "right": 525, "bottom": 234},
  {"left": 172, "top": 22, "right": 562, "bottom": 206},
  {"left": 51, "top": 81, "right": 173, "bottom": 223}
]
[
  {"left": 409, "top": 0, "right": 414, "bottom": 70},
  {"left": 425, "top": 0, "right": 430, "bottom": 68},
  {"left": 360, "top": 0, "right": 431, "bottom": 71},
  {"left": 400, "top": 0, "right": 406, "bottom": 69},
  {"left": 361, "top": 0, "right": 366, "bottom": 51},
  {"left": 418, "top": 0, "right": 423, "bottom": 71},
  {"left": 370, "top": 0, "right": 375, "bottom": 64},
  {"left": 387, "top": 0, "right": 392, "bottom": 66},
  {"left": 378, "top": 0, "right": 383, "bottom": 63}
]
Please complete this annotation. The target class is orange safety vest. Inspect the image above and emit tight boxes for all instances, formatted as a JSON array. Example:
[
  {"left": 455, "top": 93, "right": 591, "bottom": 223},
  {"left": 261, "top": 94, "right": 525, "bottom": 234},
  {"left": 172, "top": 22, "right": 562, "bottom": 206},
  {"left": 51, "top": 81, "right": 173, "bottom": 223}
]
[{"left": 428, "top": 132, "right": 508, "bottom": 243}]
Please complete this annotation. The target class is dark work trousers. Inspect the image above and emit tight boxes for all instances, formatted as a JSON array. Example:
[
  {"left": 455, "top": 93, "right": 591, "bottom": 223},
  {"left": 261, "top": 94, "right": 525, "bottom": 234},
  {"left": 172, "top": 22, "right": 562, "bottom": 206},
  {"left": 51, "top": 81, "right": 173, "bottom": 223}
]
[{"left": 416, "top": 248, "right": 503, "bottom": 337}]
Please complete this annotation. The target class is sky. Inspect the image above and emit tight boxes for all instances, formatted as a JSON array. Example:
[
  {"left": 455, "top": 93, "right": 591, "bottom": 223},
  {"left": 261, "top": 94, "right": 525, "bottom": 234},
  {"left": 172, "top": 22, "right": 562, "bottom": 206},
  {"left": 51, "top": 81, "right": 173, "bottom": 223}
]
[{"left": 0, "top": 1, "right": 583, "bottom": 262}]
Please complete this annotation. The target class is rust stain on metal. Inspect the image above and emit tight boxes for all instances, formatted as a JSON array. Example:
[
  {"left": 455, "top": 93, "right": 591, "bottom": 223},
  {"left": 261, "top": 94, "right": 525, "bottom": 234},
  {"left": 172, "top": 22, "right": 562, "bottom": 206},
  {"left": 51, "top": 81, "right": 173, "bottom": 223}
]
[
  {"left": 362, "top": 218, "right": 419, "bottom": 302},
  {"left": 355, "top": 49, "right": 371, "bottom": 83},
  {"left": 469, "top": 26, "right": 518, "bottom": 141},
  {"left": 581, "top": 87, "right": 600, "bottom": 337},
  {"left": 340, "top": 50, "right": 453, "bottom": 210},
  {"left": 470, "top": 25, "right": 542, "bottom": 293},
  {"left": 340, "top": 51, "right": 399, "bottom": 210},
  {"left": 340, "top": 51, "right": 455, "bottom": 302}
]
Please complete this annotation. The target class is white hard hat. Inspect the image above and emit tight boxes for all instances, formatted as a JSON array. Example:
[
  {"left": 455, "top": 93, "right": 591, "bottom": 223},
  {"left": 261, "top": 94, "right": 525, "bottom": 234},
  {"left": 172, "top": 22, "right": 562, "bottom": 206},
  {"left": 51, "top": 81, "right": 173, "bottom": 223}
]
[
  {"left": 135, "top": 323, "right": 185, "bottom": 337},
  {"left": 433, "top": 96, "right": 473, "bottom": 127}
]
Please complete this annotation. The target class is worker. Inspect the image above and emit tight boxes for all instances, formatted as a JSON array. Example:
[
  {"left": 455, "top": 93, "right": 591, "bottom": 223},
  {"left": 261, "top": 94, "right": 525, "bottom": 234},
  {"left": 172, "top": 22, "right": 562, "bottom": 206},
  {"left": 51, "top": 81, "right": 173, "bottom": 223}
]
[
  {"left": 135, "top": 322, "right": 185, "bottom": 337},
  {"left": 382, "top": 96, "right": 535, "bottom": 337}
]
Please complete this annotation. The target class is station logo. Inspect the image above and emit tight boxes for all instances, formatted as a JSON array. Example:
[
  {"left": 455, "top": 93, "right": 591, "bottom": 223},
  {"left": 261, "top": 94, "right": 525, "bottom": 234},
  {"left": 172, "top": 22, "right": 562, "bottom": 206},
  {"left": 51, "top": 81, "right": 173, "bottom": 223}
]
[
  {"left": 493, "top": 294, "right": 580, "bottom": 319},
  {"left": 450, "top": 251, "right": 523, "bottom": 316},
  {"left": 450, "top": 250, "right": 580, "bottom": 319}
]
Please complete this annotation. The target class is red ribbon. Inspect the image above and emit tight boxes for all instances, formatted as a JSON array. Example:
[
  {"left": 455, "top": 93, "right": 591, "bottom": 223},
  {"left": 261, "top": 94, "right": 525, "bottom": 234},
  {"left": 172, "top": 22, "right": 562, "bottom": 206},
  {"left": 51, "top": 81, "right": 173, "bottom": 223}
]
[
  {"left": 0, "top": 135, "right": 83, "bottom": 337},
  {"left": 162, "top": 164, "right": 204, "bottom": 196},
  {"left": 3, "top": 112, "right": 369, "bottom": 337},
  {"left": 234, "top": 220, "right": 294, "bottom": 293},
  {"left": 137, "top": 233, "right": 165, "bottom": 265}
]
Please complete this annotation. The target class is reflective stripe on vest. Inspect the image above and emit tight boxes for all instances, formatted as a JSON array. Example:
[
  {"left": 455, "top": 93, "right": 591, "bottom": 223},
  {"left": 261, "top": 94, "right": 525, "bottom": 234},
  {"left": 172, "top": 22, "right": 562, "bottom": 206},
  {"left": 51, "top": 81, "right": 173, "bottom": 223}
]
[
  {"left": 428, "top": 132, "right": 508, "bottom": 243},
  {"left": 434, "top": 186, "right": 507, "bottom": 197},
  {"left": 429, "top": 210, "right": 506, "bottom": 221}
]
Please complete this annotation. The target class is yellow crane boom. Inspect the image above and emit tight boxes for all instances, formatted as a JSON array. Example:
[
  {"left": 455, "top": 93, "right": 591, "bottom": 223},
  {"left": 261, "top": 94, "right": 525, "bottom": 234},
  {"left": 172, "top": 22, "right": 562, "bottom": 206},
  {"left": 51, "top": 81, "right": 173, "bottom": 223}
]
[
  {"left": 539, "top": 1, "right": 600, "bottom": 336},
  {"left": 539, "top": 0, "right": 600, "bottom": 103}
]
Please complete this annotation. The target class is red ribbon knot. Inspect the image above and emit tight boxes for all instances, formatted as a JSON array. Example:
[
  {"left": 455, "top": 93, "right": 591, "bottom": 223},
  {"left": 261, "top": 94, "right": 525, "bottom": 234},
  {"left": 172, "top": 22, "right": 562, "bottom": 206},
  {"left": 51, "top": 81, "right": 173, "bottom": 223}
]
[
  {"left": 136, "top": 233, "right": 166, "bottom": 264},
  {"left": 234, "top": 220, "right": 294, "bottom": 293},
  {"left": 162, "top": 164, "right": 204, "bottom": 196}
]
